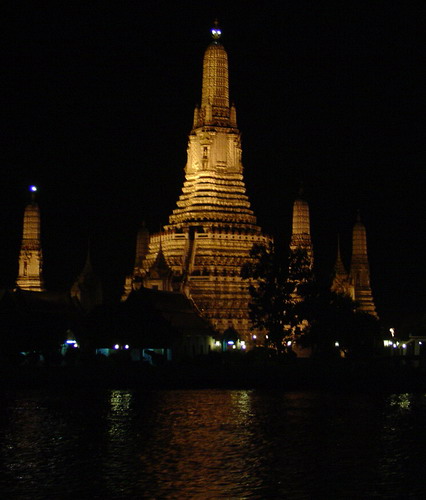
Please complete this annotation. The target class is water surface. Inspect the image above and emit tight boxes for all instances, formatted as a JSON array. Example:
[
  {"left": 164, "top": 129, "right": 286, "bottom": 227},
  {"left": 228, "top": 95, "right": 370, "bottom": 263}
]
[{"left": 1, "top": 388, "right": 426, "bottom": 498}]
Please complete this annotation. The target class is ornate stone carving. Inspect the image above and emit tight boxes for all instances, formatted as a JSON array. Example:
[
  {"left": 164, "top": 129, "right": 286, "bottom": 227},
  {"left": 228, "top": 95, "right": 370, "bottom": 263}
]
[{"left": 128, "top": 27, "right": 271, "bottom": 342}]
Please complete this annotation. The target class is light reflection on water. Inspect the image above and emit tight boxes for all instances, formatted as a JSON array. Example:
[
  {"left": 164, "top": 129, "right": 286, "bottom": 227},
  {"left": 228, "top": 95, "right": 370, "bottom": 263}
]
[{"left": 1, "top": 388, "right": 426, "bottom": 498}]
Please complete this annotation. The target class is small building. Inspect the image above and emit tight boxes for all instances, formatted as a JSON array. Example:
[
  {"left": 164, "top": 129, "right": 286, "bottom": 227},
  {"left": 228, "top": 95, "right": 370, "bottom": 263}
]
[{"left": 92, "top": 288, "right": 217, "bottom": 363}]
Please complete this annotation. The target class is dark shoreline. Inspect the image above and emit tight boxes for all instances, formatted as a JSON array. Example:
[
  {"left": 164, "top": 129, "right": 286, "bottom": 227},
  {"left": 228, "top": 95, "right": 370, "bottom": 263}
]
[{"left": 2, "top": 357, "right": 426, "bottom": 393}]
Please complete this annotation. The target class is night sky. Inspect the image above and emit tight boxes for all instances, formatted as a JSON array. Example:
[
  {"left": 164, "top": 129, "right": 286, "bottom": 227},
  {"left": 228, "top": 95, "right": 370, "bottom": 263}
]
[{"left": 1, "top": 1, "right": 424, "bottom": 329}]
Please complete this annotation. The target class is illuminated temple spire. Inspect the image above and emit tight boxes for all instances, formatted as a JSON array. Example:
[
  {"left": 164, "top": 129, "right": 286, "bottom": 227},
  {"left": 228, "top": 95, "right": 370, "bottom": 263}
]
[
  {"left": 349, "top": 212, "right": 377, "bottom": 317},
  {"left": 198, "top": 20, "right": 231, "bottom": 127},
  {"left": 132, "top": 23, "right": 271, "bottom": 340},
  {"left": 166, "top": 21, "right": 258, "bottom": 230},
  {"left": 290, "top": 188, "right": 313, "bottom": 268},
  {"left": 16, "top": 186, "right": 44, "bottom": 291}
]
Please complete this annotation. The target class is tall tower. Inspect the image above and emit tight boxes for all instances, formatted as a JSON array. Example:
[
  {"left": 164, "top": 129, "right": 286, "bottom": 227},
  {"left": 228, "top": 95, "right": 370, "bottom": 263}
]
[
  {"left": 349, "top": 212, "right": 377, "bottom": 317},
  {"left": 290, "top": 190, "right": 313, "bottom": 269},
  {"left": 331, "top": 236, "right": 353, "bottom": 298},
  {"left": 129, "top": 24, "right": 271, "bottom": 340},
  {"left": 16, "top": 186, "right": 44, "bottom": 291}
]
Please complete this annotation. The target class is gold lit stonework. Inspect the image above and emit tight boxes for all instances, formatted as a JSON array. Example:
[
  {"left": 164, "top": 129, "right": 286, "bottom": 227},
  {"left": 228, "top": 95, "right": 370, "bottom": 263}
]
[
  {"left": 349, "top": 214, "right": 377, "bottom": 317},
  {"left": 290, "top": 193, "right": 313, "bottom": 269},
  {"left": 125, "top": 27, "right": 271, "bottom": 340},
  {"left": 16, "top": 189, "right": 44, "bottom": 291},
  {"left": 332, "top": 213, "right": 377, "bottom": 317}
]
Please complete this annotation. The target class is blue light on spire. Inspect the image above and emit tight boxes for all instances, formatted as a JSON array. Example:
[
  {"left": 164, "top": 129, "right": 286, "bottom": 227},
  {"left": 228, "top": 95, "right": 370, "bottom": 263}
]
[
  {"left": 211, "top": 19, "right": 221, "bottom": 40},
  {"left": 211, "top": 27, "right": 221, "bottom": 39}
]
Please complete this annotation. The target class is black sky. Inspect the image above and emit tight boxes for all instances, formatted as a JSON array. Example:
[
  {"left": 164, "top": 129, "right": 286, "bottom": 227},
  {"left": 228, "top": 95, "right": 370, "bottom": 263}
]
[{"left": 1, "top": 1, "right": 425, "bottom": 329}]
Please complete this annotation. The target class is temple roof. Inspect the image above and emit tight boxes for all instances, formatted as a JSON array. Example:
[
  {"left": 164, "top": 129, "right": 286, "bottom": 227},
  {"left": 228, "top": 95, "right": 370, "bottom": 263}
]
[{"left": 120, "top": 288, "right": 216, "bottom": 347}]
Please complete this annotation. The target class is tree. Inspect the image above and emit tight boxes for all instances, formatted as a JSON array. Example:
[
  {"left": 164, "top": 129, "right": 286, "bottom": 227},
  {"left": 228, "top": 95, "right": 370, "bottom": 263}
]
[
  {"left": 242, "top": 242, "right": 381, "bottom": 358},
  {"left": 294, "top": 282, "right": 381, "bottom": 357},
  {"left": 294, "top": 283, "right": 356, "bottom": 355},
  {"left": 241, "top": 242, "right": 312, "bottom": 353}
]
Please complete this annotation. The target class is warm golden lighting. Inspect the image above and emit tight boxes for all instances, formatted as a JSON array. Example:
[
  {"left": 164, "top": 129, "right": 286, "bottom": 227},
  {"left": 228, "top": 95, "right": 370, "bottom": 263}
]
[
  {"left": 331, "top": 213, "right": 377, "bottom": 317},
  {"left": 124, "top": 27, "right": 271, "bottom": 341},
  {"left": 16, "top": 188, "right": 44, "bottom": 291},
  {"left": 290, "top": 196, "right": 313, "bottom": 268}
]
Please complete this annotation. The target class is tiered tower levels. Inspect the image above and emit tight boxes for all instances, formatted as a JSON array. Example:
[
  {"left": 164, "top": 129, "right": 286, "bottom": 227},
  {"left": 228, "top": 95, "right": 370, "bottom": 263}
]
[
  {"left": 134, "top": 27, "right": 271, "bottom": 339},
  {"left": 290, "top": 195, "right": 314, "bottom": 268},
  {"left": 16, "top": 189, "right": 44, "bottom": 292},
  {"left": 331, "top": 214, "right": 377, "bottom": 318},
  {"left": 349, "top": 215, "right": 377, "bottom": 317}
]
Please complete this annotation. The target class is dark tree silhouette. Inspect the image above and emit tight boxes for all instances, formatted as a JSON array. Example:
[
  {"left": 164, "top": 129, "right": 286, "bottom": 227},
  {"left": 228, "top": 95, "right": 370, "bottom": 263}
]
[
  {"left": 241, "top": 243, "right": 312, "bottom": 352},
  {"left": 294, "top": 281, "right": 381, "bottom": 357},
  {"left": 242, "top": 243, "right": 380, "bottom": 358}
]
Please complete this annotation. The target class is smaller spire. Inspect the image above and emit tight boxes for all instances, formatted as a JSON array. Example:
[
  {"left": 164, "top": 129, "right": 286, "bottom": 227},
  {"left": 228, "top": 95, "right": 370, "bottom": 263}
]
[
  {"left": 290, "top": 192, "right": 313, "bottom": 269},
  {"left": 349, "top": 212, "right": 378, "bottom": 317},
  {"left": 153, "top": 246, "right": 169, "bottom": 271},
  {"left": 334, "top": 235, "right": 347, "bottom": 276},
  {"left": 16, "top": 186, "right": 44, "bottom": 291},
  {"left": 331, "top": 234, "right": 352, "bottom": 298},
  {"left": 71, "top": 244, "right": 103, "bottom": 313},
  {"left": 146, "top": 243, "right": 174, "bottom": 291}
]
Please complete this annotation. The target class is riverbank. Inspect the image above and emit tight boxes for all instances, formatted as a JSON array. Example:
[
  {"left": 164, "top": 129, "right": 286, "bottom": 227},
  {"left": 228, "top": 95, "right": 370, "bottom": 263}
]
[{"left": 2, "top": 355, "right": 426, "bottom": 393}]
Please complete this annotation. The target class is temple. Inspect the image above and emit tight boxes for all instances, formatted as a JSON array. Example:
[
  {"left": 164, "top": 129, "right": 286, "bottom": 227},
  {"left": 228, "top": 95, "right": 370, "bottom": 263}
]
[
  {"left": 332, "top": 213, "right": 377, "bottom": 317},
  {"left": 1, "top": 24, "right": 382, "bottom": 363},
  {"left": 124, "top": 24, "right": 271, "bottom": 342},
  {"left": 290, "top": 189, "right": 314, "bottom": 269},
  {"left": 15, "top": 186, "right": 44, "bottom": 292}
]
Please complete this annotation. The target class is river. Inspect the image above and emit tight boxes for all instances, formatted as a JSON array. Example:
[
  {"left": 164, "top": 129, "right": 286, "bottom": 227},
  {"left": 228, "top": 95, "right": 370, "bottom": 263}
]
[{"left": 1, "top": 388, "right": 425, "bottom": 498}]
